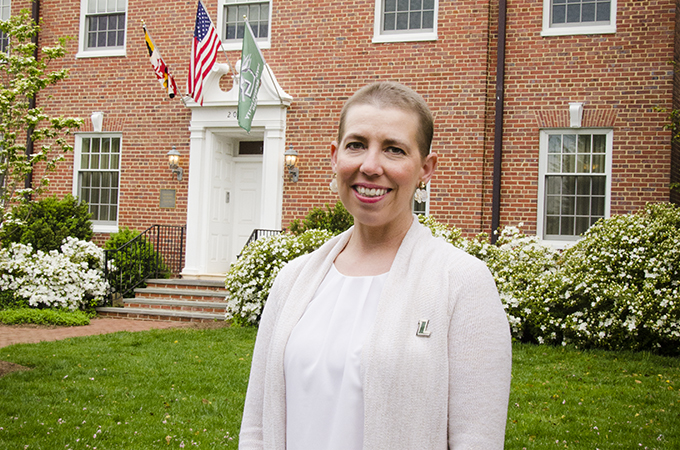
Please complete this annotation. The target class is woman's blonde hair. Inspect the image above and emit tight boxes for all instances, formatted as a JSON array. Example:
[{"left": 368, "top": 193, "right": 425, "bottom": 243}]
[{"left": 337, "top": 81, "right": 434, "bottom": 159}]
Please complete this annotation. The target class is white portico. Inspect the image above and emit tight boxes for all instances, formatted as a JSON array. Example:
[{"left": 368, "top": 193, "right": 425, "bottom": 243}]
[{"left": 182, "top": 63, "right": 292, "bottom": 279}]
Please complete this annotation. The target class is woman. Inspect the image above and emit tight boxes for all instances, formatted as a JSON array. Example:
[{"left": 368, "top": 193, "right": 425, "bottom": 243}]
[{"left": 239, "top": 82, "right": 512, "bottom": 449}]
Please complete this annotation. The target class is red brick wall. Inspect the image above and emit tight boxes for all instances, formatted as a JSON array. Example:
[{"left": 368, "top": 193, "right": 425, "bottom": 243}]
[
  {"left": 28, "top": 0, "right": 675, "bottom": 241},
  {"left": 486, "top": 0, "right": 675, "bottom": 234},
  {"left": 672, "top": 0, "right": 680, "bottom": 205}
]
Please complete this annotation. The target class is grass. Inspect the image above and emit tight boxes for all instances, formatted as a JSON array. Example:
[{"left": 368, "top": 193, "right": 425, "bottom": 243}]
[
  {"left": 0, "top": 308, "right": 92, "bottom": 326},
  {"left": 0, "top": 327, "right": 678, "bottom": 449}
]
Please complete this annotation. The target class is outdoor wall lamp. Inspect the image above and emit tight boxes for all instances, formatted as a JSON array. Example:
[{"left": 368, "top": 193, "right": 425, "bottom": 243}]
[
  {"left": 167, "top": 146, "right": 183, "bottom": 181},
  {"left": 284, "top": 145, "right": 299, "bottom": 182}
]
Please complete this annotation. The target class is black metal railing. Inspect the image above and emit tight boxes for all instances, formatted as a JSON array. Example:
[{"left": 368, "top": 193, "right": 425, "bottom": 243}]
[
  {"left": 237, "top": 229, "right": 282, "bottom": 258},
  {"left": 103, "top": 225, "right": 186, "bottom": 299}
]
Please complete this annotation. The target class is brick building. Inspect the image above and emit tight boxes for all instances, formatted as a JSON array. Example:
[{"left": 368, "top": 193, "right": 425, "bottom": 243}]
[{"left": 11, "top": 0, "right": 678, "bottom": 278}]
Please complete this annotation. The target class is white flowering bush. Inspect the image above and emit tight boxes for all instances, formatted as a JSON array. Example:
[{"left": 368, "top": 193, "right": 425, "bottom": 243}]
[
  {"left": 0, "top": 237, "right": 108, "bottom": 311},
  {"left": 224, "top": 229, "right": 334, "bottom": 326},
  {"left": 536, "top": 202, "right": 680, "bottom": 354}
]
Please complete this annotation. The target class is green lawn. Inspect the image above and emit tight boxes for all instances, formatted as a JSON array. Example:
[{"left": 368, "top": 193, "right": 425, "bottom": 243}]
[{"left": 0, "top": 326, "right": 678, "bottom": 449}]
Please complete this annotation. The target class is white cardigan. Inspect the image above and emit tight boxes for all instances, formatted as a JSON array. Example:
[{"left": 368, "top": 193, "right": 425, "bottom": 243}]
[{"left": 239, "top": 218, "right": 512, "bottom": 450}]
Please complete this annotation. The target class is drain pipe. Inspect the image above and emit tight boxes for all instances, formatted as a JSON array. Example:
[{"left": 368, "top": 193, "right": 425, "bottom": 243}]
[
  {"left": 24, "top": 0, "right": 40, "bottom": 193},
  {"left": 490, "top": 0, "right": 507, "bottom": 244}
]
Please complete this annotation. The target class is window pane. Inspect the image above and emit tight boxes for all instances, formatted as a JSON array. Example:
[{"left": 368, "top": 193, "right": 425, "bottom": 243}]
[
  {"left": 396, "top": 12, "right": 409, "bottom": 29},
  {"left": 576, "top": 176, "right": 590, "bottom": 195},
  {"left": 561, "top": 196, "right": 575, "bottom": 215},
  {"left": 552, "top": 4, "right": 566, "bottom": 23},
  {"left": 591, "top": 154, "right": 605, "bottom": 173},
  {"left": 384, "top": 13, "right": 396, "bottom": 30},
  {"left": 578, "top": 135, "right": 591, "bottom": 153},
  {"left": 548, "top": 154, "right": 561, "bottom": 173},
  {"left": 567, "top": 4, "right": 581, "bottom": 22},
  {"left": 596, "top": 1, "right": 610, "bottom": 21},
  {"left": 110, "top": 205, "right": 118, "bottom": 221},
  {"left": 397, "top": 0, "right": 409, "bottom": 11},
  {"left": 563, "top": 135, "right": 576, "bottom": 153},
  {"left": 422, "top": 11, "right": 434, "bottom": 28},
  {"left": 385, "top": 0, "right": 396, "bottom": 12},
  {"left": 548, "top": 135, "right": 561, "bottom": 153},
  {"left": 546, "top": 196, "right": 560, "bottom": 215},
  {"left": 593, "top": 134, "right": 606, "bottom": 152},
  {"left": 561, "top": 216, "right": 574, "bottom": 235},
  {"left": 546, "top": 176, "right": 561, "bottom": 194},
  {"left": 562, "top": 154, "right": 575, "bottom": 173},
  {"left": 562, "top": 176, "right": 576, "bottom": 195},
  {"left": 575, "top": 217, "right": 590, "bottom": 235},
  {"left": 546, "top": 216, "right": 560, "bottom": 235},
  {"left": 410, "top": 11, "right": 421, "bottom": 29},
  {"left": 592, "top": 176, "right": 605, "bottom": 195},
  {"left": 591, "top": 196, "right": 605, "bottom": 215},
  {"left": 577, "top": 154, "right": 590, "bottom": 173},
  {"left": 576, "top": 196, "right": 590, "bottom": 215},
  {"left": 411, "top": 0, "right": 422, "bottom": 9},
  {"left": 423, "top": 0, "right": 434, "bottom": 8}
]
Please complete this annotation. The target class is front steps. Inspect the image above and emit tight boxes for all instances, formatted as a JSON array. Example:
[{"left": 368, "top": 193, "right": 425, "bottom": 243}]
[{"left": 96, "top": 278, "right": 229, "bottom": 322}]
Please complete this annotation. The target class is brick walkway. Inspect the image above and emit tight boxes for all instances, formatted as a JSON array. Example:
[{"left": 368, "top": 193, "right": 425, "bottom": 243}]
[{"left": 0, "top": 318, "right": 193, "bottom": 349}]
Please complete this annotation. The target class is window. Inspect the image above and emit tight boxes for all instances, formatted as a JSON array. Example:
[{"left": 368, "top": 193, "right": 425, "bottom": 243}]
[
  {"left": 373, "top": 0, "right": 438, "bottom": 43},
  {"left": 218, "top": 0, "right": 271, "bottom": 50},
  {"left": 74, "top": 135, "right": 121, "bottom": 232},
  {"left": 0, "top": 0, "right": 10, "bottom": 53},
  {"left": 537, "top": 129, "right": 612, "bottom": 244},
  {"left": 77, "top": 0, "right": 127, "bottom": 58},
  {"left": 542, "top": 0, "right": 616, "bottom": 36}
]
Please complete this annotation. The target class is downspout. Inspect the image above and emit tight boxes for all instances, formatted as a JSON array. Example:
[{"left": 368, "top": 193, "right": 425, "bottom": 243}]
[
  {"left": 24, "top": 0, "right": 40, "bottom": 193},
  {"left": 490, "top": 0, "right": 507, "bottom": 243}
]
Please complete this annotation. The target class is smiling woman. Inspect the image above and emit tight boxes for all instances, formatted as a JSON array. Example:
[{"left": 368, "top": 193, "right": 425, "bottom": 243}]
[{"left": 239, "top": 82, "right": 512, "bottom": 450}]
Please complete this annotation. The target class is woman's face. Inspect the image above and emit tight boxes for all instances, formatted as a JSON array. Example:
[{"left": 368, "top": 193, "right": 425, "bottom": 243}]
[{"left": 331, "top": 103, "right": 437, "bottom": 232}]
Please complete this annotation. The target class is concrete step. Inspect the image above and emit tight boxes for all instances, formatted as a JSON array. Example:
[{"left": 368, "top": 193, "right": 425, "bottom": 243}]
[
  {"left": 124, "top": 298, "right": 228, "bottom": 314},
  {"left": 145, "top": 278, "right": 227, "bottom": 292},
  {"left": 133, "top": 287, "right": 228, "bottom": 302},
  {"left": 96, "top": 306, "right": 226, "bottom": 322}
]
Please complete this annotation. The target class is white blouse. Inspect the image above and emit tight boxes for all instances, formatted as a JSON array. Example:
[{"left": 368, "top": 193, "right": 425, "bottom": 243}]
[{"left": 284, "top": 264, "right": 389, "bottom": 450}]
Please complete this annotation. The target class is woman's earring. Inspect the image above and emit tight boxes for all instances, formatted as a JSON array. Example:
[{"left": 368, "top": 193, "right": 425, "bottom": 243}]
[
  {"left": 414, "top": 181, "right": 427, "bottom": 203},
  {"left": 329, "top": 173, "right": 338, "bottom": 193}
]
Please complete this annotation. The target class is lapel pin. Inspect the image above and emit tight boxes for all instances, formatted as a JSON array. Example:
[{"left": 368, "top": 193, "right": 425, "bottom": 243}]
[{"left": 416, "top": 319, "right": 432, "bottom": 337}]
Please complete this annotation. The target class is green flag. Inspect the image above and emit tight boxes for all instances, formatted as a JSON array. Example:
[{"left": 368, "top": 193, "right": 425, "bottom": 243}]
[{"left": 238, "top": 21, "right": 265, "bottom": 132}]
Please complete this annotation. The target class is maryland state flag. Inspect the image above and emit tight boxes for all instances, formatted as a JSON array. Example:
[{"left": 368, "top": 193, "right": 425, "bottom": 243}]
[
  {"left": 144, "top": 24, "right": 178, "bottom": 98},
  {"left": 238, "top": 20, "right": 265, "bottom": 132}
]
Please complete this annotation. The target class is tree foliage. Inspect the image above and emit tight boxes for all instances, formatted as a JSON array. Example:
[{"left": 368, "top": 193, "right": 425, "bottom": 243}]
[{"left": 0, "top": 9, "right": 82, "bottom": 217}]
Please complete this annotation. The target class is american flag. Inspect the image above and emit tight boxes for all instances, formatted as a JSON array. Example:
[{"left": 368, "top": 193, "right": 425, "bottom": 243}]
[{"left": 187, "top": 1, "right": 221, "bottom": 105}]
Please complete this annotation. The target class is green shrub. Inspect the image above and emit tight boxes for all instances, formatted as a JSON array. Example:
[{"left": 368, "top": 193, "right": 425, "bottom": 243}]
[
  {"left": 0, "top": 307, "right": 92, "bottom": 326},
  {"left": 0, "top": 195, "right": 93, "bottom": 252},
  {"left": 225, "top": 229, "right": 334, "bottom": 326},
  {"left": 288, "top": 201, "right": 353, "bottom": 235},
  {"left": 104, "top": 227, "right": 170, "bottom": 297}
]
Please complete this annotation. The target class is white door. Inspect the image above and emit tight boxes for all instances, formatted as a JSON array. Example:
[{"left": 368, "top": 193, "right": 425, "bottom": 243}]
[
  {"left": 206, "top": 138, "right": 235, "bottom": 274},
  {"left": 232, "top": 159, "right": 263, "bottom": 261}
]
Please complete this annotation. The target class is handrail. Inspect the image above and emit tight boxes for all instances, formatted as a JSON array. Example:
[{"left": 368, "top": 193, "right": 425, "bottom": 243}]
[
  {"left": 244, "top": 228, "right": 283, "bottom": 248},
  {"left": 103, "top": 224, "right": 186, "bottom": 300}
]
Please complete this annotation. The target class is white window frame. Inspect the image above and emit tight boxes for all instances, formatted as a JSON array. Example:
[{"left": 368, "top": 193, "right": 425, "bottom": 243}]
[
  {"left": 537, "top": 128, "right": 613, "bottom": 248},
  {"left": 373, "top": 0, "right": 438, "bottom": 44},
  {"left": 76, "top": 0, "right": 128, "bottom": 58},
  {"left": 0, "top": 0, "right": 10, "bottom": 54},
  {"left": 541, "top": 0, "right": 616, "bottom": 37},
  {"left": 73, "top": 133, "right": 122, "bottom": 233},
  {"left": 217, "top": 0, "right": 272, "bottom": 51}
]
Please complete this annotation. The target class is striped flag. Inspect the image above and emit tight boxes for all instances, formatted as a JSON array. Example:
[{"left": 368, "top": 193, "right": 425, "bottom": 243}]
[
  {"left": 187, "top": 1, "right": 221, "bottom": 105},
  {"left": 143, "top": 25, "right": 178, "bottom": 98},
  {"left": 238, "top": 20, "right": 265, "bottom": 132}
]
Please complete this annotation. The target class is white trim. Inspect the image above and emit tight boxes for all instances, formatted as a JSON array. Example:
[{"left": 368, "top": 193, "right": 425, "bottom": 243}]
[
  {"left": 372, "top": 0, "right": 438, "bottom": 44},
  {"left": 541, "top": 0, "right": 616, "bottom": 37},
  {"left": 216, "top": 0, "right": 272, "bottom": 51},
  {"left": 72, "top": 132, "right": 122, "bottom": 233},
  {"left": 536, "top": 128, "right": 613, "bottom": 246},
  {"left": 76, "top": 0, "right": 128, "bottom": 59}
]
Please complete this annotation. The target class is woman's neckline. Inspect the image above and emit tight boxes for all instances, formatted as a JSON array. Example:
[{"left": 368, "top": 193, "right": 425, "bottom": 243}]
[{"left": 331, "top": 263, "right": 389, "bottom": 279}]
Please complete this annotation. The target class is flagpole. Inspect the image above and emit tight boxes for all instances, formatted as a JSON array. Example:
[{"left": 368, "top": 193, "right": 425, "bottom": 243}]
[{"left": 200, "top": 0, "right": 236, "bottom": 75}]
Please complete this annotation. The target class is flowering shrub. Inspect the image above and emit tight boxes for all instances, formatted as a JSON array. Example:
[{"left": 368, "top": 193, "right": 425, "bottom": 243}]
[
  {"left": 224, "top": 229, "right": 334, "bottom": 325},
  {"left": 536, "top": 202, "right": 680, "bottom": 354},
  {"left": 0, "top": 237, "right": 108, "bottom": 311}
]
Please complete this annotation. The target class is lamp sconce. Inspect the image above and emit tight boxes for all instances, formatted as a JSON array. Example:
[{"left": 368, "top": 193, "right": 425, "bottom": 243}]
[
  {"left": 91, "top": 112, "right": 104, "bottom": 133},
  {"left": 569, "top": 102, "right": 584, "bottom": 128},
  {"left": 166, "top": 146, "right": 183, "bottom": 181},
  {"left": 284, "top": 145, "right": 299, "bottom": 182}
]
